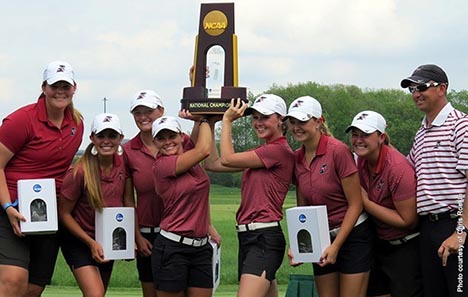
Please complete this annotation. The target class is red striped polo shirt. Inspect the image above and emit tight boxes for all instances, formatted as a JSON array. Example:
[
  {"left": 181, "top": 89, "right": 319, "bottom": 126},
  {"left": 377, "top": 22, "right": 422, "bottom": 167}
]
[{"left": 408, "top": 103, "right": 468, "bottom": 215}]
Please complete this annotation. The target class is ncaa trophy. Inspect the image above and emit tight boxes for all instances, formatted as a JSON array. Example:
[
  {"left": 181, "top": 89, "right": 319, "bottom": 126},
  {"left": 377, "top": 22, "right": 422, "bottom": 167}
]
[{"left": 181, "top": 2, "right": 247, "bottom": 114}]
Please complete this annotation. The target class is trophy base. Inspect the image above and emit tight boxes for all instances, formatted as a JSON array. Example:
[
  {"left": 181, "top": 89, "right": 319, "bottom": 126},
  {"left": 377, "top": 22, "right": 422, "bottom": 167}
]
[{"left": 181, "top": 86, "right": 247, "bottom": 115}]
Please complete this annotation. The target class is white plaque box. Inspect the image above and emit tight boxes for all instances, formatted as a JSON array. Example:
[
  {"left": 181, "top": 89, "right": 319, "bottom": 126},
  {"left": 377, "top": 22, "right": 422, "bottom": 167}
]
[
  {"left": 210, "top": 240, "right": 221, "bottom": 292},
  {"left": 286, "top": 205, "right": 330, "bottom": 263},
  {"left": 18, "top": 178, "right": 57, "bottom": 234},
  {"left": 95, "top": 207, "right": 135, "bottom": 260}
]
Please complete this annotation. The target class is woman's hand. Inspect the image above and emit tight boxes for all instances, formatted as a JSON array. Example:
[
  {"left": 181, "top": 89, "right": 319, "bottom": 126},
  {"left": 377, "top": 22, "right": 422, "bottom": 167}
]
[
  {"left": 179, "top": 109, "right": 204, "bottom": 122},
  {"left": 223, "top": 98, "right": 247, "bottom": 123},
  {"left": 135, "top": 234, "right": 153, "bottom": 257},
  {"left": 6, "top": 207, "right": 26, "bottom": 237},
  {"left": 287, "top": 248, "right": 303, "bottom": 267},
  {"left": 89, "top": 240, "right": 109, "bottom": 264},
  {"left": 208, "top": 224, "right": 222, "bottom": 246},
  {"left": 318, "top": 243, "right": 339, "bottom": 267}
]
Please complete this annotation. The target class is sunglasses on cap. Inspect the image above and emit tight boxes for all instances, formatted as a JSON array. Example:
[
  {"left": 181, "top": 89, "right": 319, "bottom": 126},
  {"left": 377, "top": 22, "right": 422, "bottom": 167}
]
[{"left": 408, "top": 82, "right": 441, "bottom": 94}]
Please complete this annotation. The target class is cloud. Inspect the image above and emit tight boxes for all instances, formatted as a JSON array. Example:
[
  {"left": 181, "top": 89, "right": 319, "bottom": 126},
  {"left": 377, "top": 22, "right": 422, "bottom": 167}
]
[{"left": 1, "top": 0, "right": 468, "bottom": 149}]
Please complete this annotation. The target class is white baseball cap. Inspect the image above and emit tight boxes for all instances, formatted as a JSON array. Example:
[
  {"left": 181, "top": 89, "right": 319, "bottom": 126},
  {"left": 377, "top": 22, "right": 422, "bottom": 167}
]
[
  {"left": 43, "top": 61, "right": 75, "bottom": 85},
  {"left": 346, "top": 111, "right": 386, "bottom": 134},
  {"left": 130, "top": 90, "right": 164, "bottom": 112},
  {"left": 91, "top": 113, "right": 123, "bottom": 135},
  {"left": 152, "top": 116, "right": 182, "bottom": 138},
  {"left": 285, "top": 96, "right": 322, "bottom": 121},
  {"left": 245, "top": 94, "right": 286, "bottom": 117}
]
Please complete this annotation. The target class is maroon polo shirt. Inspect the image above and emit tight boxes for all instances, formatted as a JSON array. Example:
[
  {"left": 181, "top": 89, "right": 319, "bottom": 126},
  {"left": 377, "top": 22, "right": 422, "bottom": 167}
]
[
  {"left": 294, "top": 135, "right": 357, "bottom": 229},
  {"left": 123, "top": 134, "right": 163, "bottom": 228},
  {"left": 237, "top": 137, "right": 295, "bottom": 225},
  {"left": 0, "top": 95, "right": 84, "bottom": 202},
  {"left": 358, "top": 145, "right": 417, "bottom": 240},
  {"left": 153, "top": 137, "right": 210, "bottom": 238},
  {"left": 60, "top": 154, "right": 127, "bottom": 237}
]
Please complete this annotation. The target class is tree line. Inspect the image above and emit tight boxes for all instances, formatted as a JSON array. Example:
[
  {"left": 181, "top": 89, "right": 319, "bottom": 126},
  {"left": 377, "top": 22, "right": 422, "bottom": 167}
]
[{"left": 207, "top": 81, "right": 468, "bottom": 187}]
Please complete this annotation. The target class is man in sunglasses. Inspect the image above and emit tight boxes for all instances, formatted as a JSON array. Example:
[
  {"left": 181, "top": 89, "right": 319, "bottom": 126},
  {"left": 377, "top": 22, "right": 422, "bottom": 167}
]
[{"left": 401, "top": 64, "right": 468, "bottom": 297}]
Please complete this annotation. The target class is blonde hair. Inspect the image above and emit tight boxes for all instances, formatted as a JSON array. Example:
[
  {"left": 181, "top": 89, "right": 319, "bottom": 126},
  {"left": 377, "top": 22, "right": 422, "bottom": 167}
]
[
  {"left": 378, "top": 132, "right": 393, "bottom": 147},
  {"left": 316, "top": 117, "right": 332, "bottom": 136},
  {"left": 68, "top": 102, "right": 83, "bottom": 125},
  {"left": 73, "top": 143, "right": 104, "bottom": 210}
]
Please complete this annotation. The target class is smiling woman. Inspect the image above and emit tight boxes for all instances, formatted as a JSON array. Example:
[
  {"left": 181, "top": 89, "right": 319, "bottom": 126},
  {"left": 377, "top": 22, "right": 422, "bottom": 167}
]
[
  {"left": 58, "top": 113, "right": 134, "bottom": 297},
  {"left": 150, "top": 115, "right": 216, "bottom": 297},
  {"left": 0, "top": 61, "right": 84, "bottom": 297}
]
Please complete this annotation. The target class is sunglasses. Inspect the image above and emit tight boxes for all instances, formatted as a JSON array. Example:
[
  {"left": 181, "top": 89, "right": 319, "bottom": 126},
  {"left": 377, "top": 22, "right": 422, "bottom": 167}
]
[
  {"left": 95, "top": 131, "right": 120, "bottom": 140},
  {"left": 408, "top": 82, "right": 441, "bottom": 94}
]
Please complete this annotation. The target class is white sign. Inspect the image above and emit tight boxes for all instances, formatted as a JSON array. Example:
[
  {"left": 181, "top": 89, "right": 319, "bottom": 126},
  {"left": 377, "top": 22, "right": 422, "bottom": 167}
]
[
  {"left": 18, "top": 179, "right": 57, "bottom": 234},
  {"left": 95, "top": 207, "right": 135, "bottom": 260},
  {"left": 286, "top": 206, "right": 330, "bottom": 263},
  {"left": 210, "top": 240, "right": 221, "bottom": 292}
]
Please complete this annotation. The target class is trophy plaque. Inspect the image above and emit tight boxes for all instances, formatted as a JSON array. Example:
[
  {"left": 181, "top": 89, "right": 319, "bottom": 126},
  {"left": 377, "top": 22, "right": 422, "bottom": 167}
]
[
  {"left": 286, "top": 206, "right": 331, "bottom": 263},
  {"left": 181, "top": 2, "right": 247, "bottom": 114},
  {"left": 18, "top": 179, "right": 58, "bottom": 234},
  {"left": 95, "top": 207, "right": 135, "bottom": 260}
]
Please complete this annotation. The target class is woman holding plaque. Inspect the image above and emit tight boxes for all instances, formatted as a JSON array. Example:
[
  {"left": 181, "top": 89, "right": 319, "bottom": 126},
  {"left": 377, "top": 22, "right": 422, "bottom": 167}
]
[
  {"left": 122, "top": 90, "right": 166, "bottom": 297},
  {"left": 286, "top": 96, "right": 370, "bottom": 297},
  {"left": 0, "top": 61, "right": 84, "bottom": 297},
  {"left": 58, "top": 113, "right": 134, "bottom": 297},
  {"left": 204, "top": 95, "right": 295, "bottom": 297},
  {"left": 346, "top": 111, "right": 422, "bottom": 297},
  {"left": 151, "top": 115, "right": 214, "bottom": 297}
]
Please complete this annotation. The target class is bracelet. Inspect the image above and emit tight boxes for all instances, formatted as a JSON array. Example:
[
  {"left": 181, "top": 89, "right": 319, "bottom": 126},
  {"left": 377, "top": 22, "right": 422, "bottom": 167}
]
[
  {"left": 2, "top": 202, "right": 14, "bottom": 210},
  {"left": 199, "top": 118, "right": 209, "bottom": 124}
]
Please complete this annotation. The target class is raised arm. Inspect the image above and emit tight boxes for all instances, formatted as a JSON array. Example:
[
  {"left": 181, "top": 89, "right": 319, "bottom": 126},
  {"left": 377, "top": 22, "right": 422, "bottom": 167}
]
[
  {"left": 219, "top": 99, "right": 264, "bottom": 169},
  {"left": 175, "top": 120, "right": 212, "bottom": 175},
  {"left": 204, "top": 116, "right": 242, "bottom": 173}
]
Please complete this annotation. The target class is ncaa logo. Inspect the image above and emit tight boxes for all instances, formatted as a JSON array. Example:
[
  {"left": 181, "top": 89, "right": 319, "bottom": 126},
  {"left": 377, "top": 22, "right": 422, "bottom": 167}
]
[
  {"left": 33, "top": 184, "right": 42, "bottom": 193},
  {"left": 116, "top": 213, "right": 124, "bottom": 222},
  {"left": 298, "top": 214, "right": 307, "bottom": 223}
]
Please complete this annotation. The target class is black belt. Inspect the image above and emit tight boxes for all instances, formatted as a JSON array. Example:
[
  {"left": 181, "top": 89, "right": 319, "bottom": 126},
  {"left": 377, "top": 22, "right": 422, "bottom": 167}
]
[
  {"left": 421, "top": 211, "right": 458, "bottom": 222},
  {"left": 387, "top": 232, "right": 420, "bottom": 245}
]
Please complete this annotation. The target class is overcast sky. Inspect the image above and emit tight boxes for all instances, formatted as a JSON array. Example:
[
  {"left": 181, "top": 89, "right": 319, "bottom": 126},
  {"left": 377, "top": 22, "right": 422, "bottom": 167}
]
[{"left": 1, "top": 0, "right": 467, "bottom": 149}]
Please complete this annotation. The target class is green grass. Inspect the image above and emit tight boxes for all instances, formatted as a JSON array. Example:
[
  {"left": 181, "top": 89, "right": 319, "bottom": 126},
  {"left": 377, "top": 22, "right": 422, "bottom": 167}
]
[
  {"left": 43, "top": 285, "right": 289, "bottom": 296},
  {"left": 46, "top": 184, "right": 314, "bottom": 294}
]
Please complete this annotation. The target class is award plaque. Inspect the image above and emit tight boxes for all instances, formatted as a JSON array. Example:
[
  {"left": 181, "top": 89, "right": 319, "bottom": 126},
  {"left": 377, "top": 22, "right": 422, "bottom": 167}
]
[
  {"left": 18, "top": 179, "right": 58, "bottom": 234},
  {"left": 181, "top": 2, "right": 247, "bottom": 114},
  {"left": 286, "top": 206, "right": 330, "bottom": 263},
  {"left": 95, "top": 207, "right": 135, "bottom": 260}
]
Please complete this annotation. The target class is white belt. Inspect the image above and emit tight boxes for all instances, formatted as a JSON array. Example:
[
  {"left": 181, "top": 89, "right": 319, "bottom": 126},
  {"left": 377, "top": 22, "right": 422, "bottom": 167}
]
[
  {"left": 329, "top": 212, "right": 368, "bottom": 238},
  {"left": 160, "top": 229, "right": 208, "bottom": 247},
  {"left": 235, "top": 221, "right": 280, "bottom": 232},
  {"left": 140, "top": 227, "right": 161, "bottom": 234},
  {"left": 388, "top": 232, "right": 420, "bottom": 245}
]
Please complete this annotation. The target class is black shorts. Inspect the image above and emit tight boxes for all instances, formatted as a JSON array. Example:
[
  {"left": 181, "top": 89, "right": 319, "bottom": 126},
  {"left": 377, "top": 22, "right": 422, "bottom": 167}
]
[
  {"left": 136, "top": 231, "right": 158, "bottom": 282},
  {"left": 0, "top": 210, "right": 59, "bottom": 286},
  {"left": 152, "top": 234, "right": 213, "bottom": 292},
  {"left": 313, "top": 220, "right": 371, "bottom": 275},
  {"left": 237, "top": 226, "right": 286, "bottom": 281},
  {"left": 367, "top": 235, "right": 423, "bottom": 297},
  {"left": 59, "top": 229, "right": 114, "bottom": 273}
]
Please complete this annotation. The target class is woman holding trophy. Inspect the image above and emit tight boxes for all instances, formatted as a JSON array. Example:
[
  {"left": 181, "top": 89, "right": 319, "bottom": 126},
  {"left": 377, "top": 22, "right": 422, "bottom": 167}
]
[{"left": 204, "top": 95, "right": 295, "bottom": 297}]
